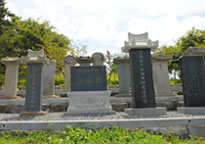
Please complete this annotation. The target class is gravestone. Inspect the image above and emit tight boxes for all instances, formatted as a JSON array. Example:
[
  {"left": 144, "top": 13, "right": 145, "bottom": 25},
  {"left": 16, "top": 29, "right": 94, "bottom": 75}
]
[
  {"left": 42, "top": 60, "right": 58, "bottom": 98},
  {"left": 122, "top": 32, "right": 166, "bottom": 117},
  {"left": 92, "top": 52, "right": 105, "bottom": 66},
  {"left": 20, "top": 49, "right": 48, "bottom": 116},
  {"left": 71, "top": 66, "right": 107, "bottom": 91},
  {"left": 113, "top": 57, "right": 131, "bottom": 97},
  {"left": 152, "top": 55, "right": 172, "bottom": 96},
  {"left": 0, "top": 57, "right": 22, "bottom": 99},
  {"left": 65, "top": 65, "right": 114, "bottom": 115},
  {"left": 64, "top": 55, "right": 76, "bottom": 90},
  {"left": 76, "top": 56, "right": 92, "bottom": 66},
  {"left": 178, "top": 47, "right": 205, "bottom": 115}
]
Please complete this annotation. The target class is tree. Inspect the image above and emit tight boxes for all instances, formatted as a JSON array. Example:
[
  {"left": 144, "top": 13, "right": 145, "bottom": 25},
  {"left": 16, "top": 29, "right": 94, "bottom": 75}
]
[{"left": 0, "top": 17, "right": 74, "bottom": 71}]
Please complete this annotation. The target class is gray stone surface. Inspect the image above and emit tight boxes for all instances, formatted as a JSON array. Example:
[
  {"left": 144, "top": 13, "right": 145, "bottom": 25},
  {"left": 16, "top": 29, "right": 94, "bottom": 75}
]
[
  {"left": 71, "top": 66, "right": 107, "bottom": 91},
  {"left": 76, "top": 56, "right": 92, "bottom": 66},
  {"left": 65, "top": 91, "right": 114, "bottom": 115},
  {"left": 180, "top": 56, "right": 205, "bottom": 107},
  {"left": 92, "top": 52, "right": 105, "bottom": 66},
  {"left": 178, "top": 107, "right": 205, "bottom": 115}
]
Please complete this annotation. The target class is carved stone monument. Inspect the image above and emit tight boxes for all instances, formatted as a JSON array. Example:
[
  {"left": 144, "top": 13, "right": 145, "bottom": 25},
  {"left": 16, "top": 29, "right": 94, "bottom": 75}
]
[
  {"left": 122, "top": 32, "right": 166, "bottom": 117},
  {"left": 64, "top": 55, "right": 76, "bottom": 90},
  {"left": 42, "top": 59, "right": 58, "bottom": 98},
  {"left": 113, "top": 57, "right": 131, "bottom": 97},
  {"left": 92, "top": 52, "right": 105, "bottom": 66},
  {"left": 178, "top": 47, "right": 205, "bottom": 115},
  {"left": 152, "top": 55, "right": 173, "bottom": 96},
  {"left": 20, "top": 49, "right": 48, "bottom": 116},
  {"left": 76, "top": 56, "right": 92, "bottom": 66},
  {"left": 0, "top": 57, "right": 22, "bottom": 99}
]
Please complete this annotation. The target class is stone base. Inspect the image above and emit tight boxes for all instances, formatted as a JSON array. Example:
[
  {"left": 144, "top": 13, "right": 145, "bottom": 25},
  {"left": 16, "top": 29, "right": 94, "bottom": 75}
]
[
  {"left": 0, "top": 96, "right": 21, "bottom": 100},
  {"left": 125, "top": 107, "right": 167, "bottom": 118},
  {"left": 65, "top": 91, "right": 115, "bottom": 116},
  {"left": 42, "top": 95, "right": 59, "bottom": 99},
  {"left": 177, "top": 107, "right": 205, "bottom": 115},
  {"left": 114, "top": 94, "right": 132, "bottom": 97},
  {"left": 20, "top": 111, "right": 48, "bottom": 116}
]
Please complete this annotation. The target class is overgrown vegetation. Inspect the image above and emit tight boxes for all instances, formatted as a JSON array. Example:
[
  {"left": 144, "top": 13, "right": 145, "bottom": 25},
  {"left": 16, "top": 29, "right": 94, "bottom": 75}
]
[{"left": 0, "top": 126, "right": 204, "bottom": 144}]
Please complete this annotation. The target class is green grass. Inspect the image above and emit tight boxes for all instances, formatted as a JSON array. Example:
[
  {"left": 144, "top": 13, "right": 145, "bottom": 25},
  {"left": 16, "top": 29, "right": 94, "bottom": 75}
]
[{"left": 0, "top": 126, "right": 204, "bottom": 144}]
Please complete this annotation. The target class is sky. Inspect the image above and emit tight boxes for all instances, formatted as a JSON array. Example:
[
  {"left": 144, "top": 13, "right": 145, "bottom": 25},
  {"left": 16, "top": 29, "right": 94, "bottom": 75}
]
[{"left": 6, "top": 0, "right": 205, "bottom": 56}]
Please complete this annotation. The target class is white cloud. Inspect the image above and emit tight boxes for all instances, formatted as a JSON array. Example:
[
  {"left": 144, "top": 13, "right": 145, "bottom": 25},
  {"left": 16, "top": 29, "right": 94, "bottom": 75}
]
[{"left": 6, "top": 0, "right": 205, "bottom": 55}]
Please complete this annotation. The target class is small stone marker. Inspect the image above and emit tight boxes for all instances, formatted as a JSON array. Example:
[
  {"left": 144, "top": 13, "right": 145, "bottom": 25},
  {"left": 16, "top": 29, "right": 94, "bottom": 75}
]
[
  {"left": 92, "top": 52, "right": 105, "bottom": 66},
  {"left": 76, "top": 56, "right": 92, "bottom": 66},
  {"left": 122, "top": 32, "right": 166, "bottom": 117},
  {"left": 71, "top": 66, "right": 107, "bottom": 91},
  {"left": 0, "top": 57, "right": 22, "bottom": 99},
  {"left": 152, "top": 55, "right": 173, "bottom": 96},
  {"left": 42, "top": 59, "right": 58, "bottom": 98},
  {"left": 113, "top": 57, "right": 131, "bottom": 97},
  {"left": 20, "top": 49, "right": 48, "bottom": 116},
  {"left": 64, "top": 55, "right": 76, "bottom": 90},
  {"left": 178, "top": 47, "right": 205, "bottom": 115}
]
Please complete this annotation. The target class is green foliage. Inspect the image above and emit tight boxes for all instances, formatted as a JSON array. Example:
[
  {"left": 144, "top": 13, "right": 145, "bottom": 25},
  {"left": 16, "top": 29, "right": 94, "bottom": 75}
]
[
  {"left": 169, "top": 79, "right": 182, "bottom": 85},
  {"left": 0, "top": 126, "right": 204, "bottom": 144},
  {"left": 55, "top": 75, "right": 64, "bottom": 87}
]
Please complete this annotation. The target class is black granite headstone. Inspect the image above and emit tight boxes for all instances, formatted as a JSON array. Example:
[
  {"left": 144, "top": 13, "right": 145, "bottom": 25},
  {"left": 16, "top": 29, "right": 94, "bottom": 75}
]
[
  {"left": 180, "top": 56, "right": 205, "bottom": 107},
  {"left": 129, "top": 49, "right": 155, "bottom": 108},
  {"left": 71, "top": 66, "right": 107, "bottom": 91},
  {"left": 25, "top": 63, "right": 42, "bottom": 111}
]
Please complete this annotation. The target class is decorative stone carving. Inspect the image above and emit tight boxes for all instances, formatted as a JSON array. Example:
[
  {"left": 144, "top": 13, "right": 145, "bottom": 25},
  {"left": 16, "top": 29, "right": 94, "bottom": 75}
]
[
  {"left": 92, "top": 52, "right": 105, "bottom": 66},
  {"left": 76, "top": 56, "right": 92, "bottom": 66},
  {"left": 183, "top": 47, "right": 205, "bottom": 56}
]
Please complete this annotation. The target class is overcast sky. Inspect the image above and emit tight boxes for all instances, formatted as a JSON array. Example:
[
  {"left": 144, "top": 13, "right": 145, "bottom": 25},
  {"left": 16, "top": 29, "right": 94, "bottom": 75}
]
[{"left": 6, "top": 0, "right": 205, "bottom": 55}]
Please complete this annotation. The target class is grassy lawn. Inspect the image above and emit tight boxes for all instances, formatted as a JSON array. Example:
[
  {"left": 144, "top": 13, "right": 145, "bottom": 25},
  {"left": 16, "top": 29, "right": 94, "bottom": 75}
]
[{"left": 0, "top": 126, "right": 204, "bottom": 144}]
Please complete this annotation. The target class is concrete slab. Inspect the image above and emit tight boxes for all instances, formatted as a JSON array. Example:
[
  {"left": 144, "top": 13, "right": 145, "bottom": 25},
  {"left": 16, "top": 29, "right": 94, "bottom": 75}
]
[{"left": 178, "top": 107, "right": 205, "bottom": 115}]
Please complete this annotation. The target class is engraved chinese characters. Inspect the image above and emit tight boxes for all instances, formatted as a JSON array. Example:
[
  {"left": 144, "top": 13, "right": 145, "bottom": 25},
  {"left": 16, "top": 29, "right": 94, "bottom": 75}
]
[
  {"left": 71, "top": 66, "right": 107, "bottom": 91},
  {"left": 129, "top": 49, "right": 155, "bottom": 108}
]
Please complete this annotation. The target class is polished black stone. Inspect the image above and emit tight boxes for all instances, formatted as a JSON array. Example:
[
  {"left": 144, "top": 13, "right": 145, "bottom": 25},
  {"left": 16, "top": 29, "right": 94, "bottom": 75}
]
[
  {"left": 71, "top": 66, "right": 107, "bottom": 91},
  {"left": 24, "top": 63, "right": 42, "bottom": 111},
  {"left": 129, "top": 49, "right": 155, "bottom": 108},
  {"left": 180, "top": 56, "right": 205, "bottom": 107}
]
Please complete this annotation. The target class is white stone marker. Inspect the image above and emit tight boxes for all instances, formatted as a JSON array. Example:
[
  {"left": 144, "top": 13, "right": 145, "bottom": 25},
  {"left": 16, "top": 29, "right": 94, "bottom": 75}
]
[
  {"left": 152, "top": 55, "right": 173, "bottom": 96},
  {"left": 64, "top": 56, "right": 76, "bottom": 90},
  {"left": 92, "top": 52, "right": 105, "bottom": 66},
  {"left": 0, "top": 57, "right": 22, "bottom": 99},
  {"left": 42, "top": 59, "right": 59, "bottom": 98}
]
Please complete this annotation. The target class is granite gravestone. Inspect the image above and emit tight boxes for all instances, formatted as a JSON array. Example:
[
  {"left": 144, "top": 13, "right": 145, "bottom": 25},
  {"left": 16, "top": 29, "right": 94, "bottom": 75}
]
[
  {"left": 71, "top": 66, "right": 107, "bottom": 91},
  {"left": 180, "top": 56, "right": 205, "bottom": 107}
]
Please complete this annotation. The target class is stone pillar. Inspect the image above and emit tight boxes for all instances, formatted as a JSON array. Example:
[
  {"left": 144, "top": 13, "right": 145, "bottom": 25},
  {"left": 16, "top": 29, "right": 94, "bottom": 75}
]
[
  {"left": 20, "top": 49, "right": 48, "bottom": 116},
  {"left": 178, "top": 47, "right": 205, "bottom": 115},
  {"left": 92, "top": 52, "right": 105, "bottom": 66},
  {"left": 152, "top": 55, "right": 172, "bottom": 96},
  {"left": 64, "top": 56, "right": 76, "bottom": 90},
  {"left": 42, "top": 60, "right": 59, "bottom": 98},
  {"left": 76, "top": 56, "right": 92, "bottom": 66},
  {"left": 0, "top": 57, "right": 22, "bottom": 99},
  {"left": 113, "top": 57, "right": 131, "bottom": 97},
  {"left": 122, "top": 32, "right": 166, "bottom": 117}
]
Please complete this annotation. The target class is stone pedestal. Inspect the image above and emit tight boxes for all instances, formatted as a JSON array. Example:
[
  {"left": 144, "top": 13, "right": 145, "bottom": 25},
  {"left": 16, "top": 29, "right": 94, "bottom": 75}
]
[
  {"left": 180, "top": 56, "right": 205, "bottom": 107},
  {"left": 152, "top": 55, "right": 172, "bottom": 96},
  {"left": 125, "top": 107, "right": 166, "bottom": 118},
  {"left": 20, "top": 49, "right": 48, "bottom": 116},
  {"left": 177, "top": 107, "right": 205, "bottom": 115},
  {"left": 0, "top": 57, "right": 22, "bottom": 99},
  {"left": 42, "top": 60, "right": 58, "bottom": 98},
  {"left": 92, "top": 52, "right": 105, "bottom": 66},
  {"left": 113, "top": 57, "right": 131, "bottom": 97},
  {"left": 65, "top": 91, "right": 114, "bottom": 115},
  {"left": 64, "top": 56, "right": 76, "bottom": 90}
]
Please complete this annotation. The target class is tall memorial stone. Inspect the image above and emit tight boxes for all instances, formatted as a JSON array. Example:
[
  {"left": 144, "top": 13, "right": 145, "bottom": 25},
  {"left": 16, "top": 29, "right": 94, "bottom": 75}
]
[
  {"left": 64, "top": 56, "right": 76, "bottom": 90},
  {"left": 113, "top": 57, "right": 131, "bottom": 97},
  {"left": 20, "top": 49, "right": 48, "bottom": 116},
  {"left": 122, "top": 32, "right": 166, "bottom": 117},
  {"left": 152, "top": 55, "right": 173, "bottom": 96},
  {"left": 65, "top": 65, "right": 114, "bottom": 115},
  {"left": 0, "top": 57, "right": 22, "bottom": 99},
  {"left": 42, "top": 60, "right": 58, "bottom": 98},
  {"left": 178, "top": 47, "right": 205, "bottom": 115}
]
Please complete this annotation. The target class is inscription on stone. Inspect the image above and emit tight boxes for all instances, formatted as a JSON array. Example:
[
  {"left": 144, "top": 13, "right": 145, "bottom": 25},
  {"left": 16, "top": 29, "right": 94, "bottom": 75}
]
[
  {"left": 25, "top": 63, "right": 42, "bottom": 111},
  {"left": 71, "top": 66, "right": 107, "bottom": 91},
  {"left": 129, "top": 49, "right": 155, "bottom": 108},
  {"left": 180, "top": 56, "right": 205, "bottom": 107}
]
